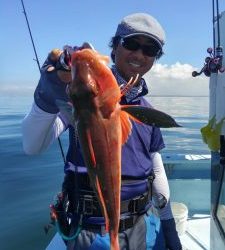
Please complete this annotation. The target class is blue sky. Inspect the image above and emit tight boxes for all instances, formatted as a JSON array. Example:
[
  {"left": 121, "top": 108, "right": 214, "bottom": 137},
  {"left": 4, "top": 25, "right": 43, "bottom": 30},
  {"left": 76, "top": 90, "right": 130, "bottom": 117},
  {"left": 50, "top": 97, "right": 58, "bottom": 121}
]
[{"left": 1, "top": 0, "right": 225, "bottom": 95}]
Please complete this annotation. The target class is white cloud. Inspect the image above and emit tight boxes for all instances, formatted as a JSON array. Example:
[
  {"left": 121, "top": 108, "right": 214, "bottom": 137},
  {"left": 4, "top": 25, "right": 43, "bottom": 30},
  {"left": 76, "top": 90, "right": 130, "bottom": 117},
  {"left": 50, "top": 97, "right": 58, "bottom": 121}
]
[
  {"left": 1, "top": 62, "right": 209, "bottom": 97},
  {"left": 144, "top": 62, "right": 209, "bottom": 96}
]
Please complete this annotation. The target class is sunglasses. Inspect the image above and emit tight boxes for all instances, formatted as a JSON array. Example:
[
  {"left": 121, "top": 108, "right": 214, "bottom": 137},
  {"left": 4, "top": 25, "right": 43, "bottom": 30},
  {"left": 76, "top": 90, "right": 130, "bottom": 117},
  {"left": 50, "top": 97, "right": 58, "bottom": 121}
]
[{"left": 120, "top": 37, "right": 161, "bottom": 57}]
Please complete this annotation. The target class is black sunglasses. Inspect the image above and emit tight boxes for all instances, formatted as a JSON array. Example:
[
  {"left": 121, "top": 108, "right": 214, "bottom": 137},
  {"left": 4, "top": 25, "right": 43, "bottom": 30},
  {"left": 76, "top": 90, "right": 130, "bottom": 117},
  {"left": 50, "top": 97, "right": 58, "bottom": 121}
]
[{"left": 120, "top": 37, "right": 161, "bottom": 57}]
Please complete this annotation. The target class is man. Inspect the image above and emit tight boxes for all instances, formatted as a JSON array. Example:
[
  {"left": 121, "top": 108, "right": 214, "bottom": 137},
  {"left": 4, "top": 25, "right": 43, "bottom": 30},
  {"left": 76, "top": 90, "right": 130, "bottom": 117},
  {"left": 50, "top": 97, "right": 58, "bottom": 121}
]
[{"left": 22, "top": 13, "right": 182, "bottom": 250}]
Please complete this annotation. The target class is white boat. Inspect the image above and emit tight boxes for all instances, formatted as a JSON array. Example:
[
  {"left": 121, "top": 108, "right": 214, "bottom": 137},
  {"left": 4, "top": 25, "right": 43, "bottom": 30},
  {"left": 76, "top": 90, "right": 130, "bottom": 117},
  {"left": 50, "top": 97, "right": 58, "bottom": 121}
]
[{"left": 46, "top": 9, "right": 225, "bottom": 250}]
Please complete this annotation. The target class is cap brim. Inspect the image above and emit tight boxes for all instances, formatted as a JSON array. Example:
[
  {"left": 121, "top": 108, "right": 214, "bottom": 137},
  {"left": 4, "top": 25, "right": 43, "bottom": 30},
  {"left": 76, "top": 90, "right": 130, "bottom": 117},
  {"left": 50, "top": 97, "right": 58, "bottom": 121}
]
[{"left": 122, "top": 32, "right": 163, "bottom": 48}]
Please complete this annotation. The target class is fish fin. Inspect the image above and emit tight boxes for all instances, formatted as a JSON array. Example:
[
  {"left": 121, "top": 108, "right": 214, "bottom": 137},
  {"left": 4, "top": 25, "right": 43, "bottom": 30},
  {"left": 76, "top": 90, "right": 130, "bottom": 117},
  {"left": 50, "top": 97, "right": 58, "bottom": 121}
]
[
  {"left": 120, "top": 110, "right": 132, "bottom": 144},
  {"left": 121, "top": 105, "right": 181, "bottom": 128},
  {"left": 126, "top": 111, "right": 143, "bottom": 124},
  {"left": 95, "top": 176, "right": 109, "bottom": 232},
  {"left": 120, "top": 74, "right": 139, "bottom": 97}
]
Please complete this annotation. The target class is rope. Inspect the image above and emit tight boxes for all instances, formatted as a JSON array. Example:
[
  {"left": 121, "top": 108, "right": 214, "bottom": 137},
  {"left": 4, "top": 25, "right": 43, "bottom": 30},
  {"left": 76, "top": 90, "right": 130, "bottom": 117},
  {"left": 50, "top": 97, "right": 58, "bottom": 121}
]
[
  {"left": 51, "top": 206, "right": 82, "bottom": 241},
  {"left": 55, "top": 219, "right": 82, "bottom": 241}
]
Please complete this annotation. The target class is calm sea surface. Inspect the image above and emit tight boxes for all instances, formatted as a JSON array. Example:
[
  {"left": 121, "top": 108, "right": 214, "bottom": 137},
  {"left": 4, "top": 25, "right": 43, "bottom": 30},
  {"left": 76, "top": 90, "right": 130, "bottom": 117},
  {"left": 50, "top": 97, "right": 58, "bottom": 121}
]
[{"left": 0, "top": 94, "right": 210, "bottom": 250}]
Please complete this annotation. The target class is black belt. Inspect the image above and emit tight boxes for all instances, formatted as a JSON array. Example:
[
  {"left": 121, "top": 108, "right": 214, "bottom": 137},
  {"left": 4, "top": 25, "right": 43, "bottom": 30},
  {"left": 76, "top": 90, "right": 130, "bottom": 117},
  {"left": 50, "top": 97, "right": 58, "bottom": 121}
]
[
  {"left": 121, "top": 193, "right": 149, "bottom": 213},
  {"left": 76, "top": 191, "right": 149, "bottom": 216},
  {"left": 66, "top": 172, "right": 153, "bottom": 216},
  {"left": 82, "top": 214, "right": 139, "bottom": 234}
]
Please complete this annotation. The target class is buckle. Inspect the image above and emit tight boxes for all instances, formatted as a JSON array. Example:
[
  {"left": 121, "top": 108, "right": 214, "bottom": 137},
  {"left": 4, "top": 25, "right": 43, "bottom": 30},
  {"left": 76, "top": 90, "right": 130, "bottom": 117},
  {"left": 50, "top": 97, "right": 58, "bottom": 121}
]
[
  {"left": 78, "top": 195, "right": 94, "bottom": 215},
  {"left": 147, "top": 172, "right": 155, "bottom": 183},
  {"left": 128, "top": 194, "right": 147, "bottom": 213},
  {"left": 128, "top": 196, "right": 139, "bottom": 213},
  {"left": 119, "top": 216, "right": 135, "bottom": 232}
]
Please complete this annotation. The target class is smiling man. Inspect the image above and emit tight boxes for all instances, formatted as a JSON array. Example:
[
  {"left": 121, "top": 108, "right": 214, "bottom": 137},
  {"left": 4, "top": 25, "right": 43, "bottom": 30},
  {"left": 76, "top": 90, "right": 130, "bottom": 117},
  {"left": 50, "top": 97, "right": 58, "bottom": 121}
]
[
  {"left": 108, "top": 13, "right": 182, "bottom": 250},
  {"left": 22, "top": 12, "right": 182, "bottom": 250}
]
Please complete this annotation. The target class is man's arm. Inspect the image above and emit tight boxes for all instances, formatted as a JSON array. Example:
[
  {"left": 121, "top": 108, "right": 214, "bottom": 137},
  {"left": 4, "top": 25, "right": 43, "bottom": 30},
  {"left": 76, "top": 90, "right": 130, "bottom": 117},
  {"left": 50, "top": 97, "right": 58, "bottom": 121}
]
[
  {"left": 22, "top": 102, "right": 66, "bottom": 155},
  {"left": 151, "top": 152, "right": 182, "bottom": 250},
  {"left": 151, "top": 151, "right": 173, "bottom": 218},
  {"left": 22, "top": 49, "right": 71, "bottom": 155}
]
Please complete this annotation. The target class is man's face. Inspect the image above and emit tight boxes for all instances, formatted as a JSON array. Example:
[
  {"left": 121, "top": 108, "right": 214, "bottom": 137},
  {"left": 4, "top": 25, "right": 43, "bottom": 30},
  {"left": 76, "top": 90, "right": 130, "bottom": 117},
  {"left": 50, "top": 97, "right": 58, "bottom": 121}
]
[{"left": 113, "top": 36, "right": 159, "bottom": 83}]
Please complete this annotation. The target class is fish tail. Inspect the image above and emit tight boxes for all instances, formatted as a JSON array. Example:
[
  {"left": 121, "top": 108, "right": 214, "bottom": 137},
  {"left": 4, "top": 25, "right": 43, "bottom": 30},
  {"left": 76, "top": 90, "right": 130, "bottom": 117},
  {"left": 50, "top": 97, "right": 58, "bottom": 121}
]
[{"left": 110, "top": 233, "right": 120, "bottom": 250}]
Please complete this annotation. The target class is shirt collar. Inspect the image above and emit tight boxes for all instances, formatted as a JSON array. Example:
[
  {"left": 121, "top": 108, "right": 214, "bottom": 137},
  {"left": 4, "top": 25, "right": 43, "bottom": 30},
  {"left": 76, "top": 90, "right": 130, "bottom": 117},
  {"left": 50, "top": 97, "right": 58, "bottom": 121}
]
[{"left": 111, "top": 65, "right": 148, "bottom": 103}]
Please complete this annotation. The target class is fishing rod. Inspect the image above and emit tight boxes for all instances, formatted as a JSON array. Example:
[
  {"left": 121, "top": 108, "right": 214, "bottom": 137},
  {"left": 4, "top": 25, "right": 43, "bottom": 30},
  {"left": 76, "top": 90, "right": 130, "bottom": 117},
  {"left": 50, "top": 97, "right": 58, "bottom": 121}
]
[
  {"left": 20, "top": 0, "right": 66, "bottom": 164},
  {"left": 192, "top": 0, "right": 225, "bottom": 77},
  {"left": 21, "top": 0, "right": 41, "bottom": 72}
]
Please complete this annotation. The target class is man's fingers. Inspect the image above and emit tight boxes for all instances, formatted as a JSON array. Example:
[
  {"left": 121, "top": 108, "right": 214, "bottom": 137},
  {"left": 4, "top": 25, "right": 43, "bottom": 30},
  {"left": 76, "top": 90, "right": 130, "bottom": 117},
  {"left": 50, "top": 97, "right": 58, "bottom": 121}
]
[
  {"left": 49, "top": 48, "right": 63, "bottom": 61},
  {"left": 57, "top": 70, "right": 72, "bottom": 84}
]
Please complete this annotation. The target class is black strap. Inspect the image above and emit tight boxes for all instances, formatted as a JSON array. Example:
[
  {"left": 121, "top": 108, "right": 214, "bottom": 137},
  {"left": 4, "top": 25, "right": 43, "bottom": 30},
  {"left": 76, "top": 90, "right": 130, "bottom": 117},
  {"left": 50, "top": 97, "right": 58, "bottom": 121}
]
[
  {"left": 121, "top": 193, "right": 149, "bottom": 214},
  {"left": 63, "top": 171, "right": 154, "bottom": 216},
  {"left": 82, "top": 214, "right": 139, "bottom": 234},
  {"left": 147, "top": 170, "right": 155, "bottom": 201}
]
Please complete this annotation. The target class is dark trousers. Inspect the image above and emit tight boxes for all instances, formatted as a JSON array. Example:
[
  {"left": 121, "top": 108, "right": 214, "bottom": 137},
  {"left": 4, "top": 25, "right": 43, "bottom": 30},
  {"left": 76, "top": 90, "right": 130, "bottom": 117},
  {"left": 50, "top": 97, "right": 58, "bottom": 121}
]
[{"left": 67, "top": 208, "right": 166, "bottom": 250}]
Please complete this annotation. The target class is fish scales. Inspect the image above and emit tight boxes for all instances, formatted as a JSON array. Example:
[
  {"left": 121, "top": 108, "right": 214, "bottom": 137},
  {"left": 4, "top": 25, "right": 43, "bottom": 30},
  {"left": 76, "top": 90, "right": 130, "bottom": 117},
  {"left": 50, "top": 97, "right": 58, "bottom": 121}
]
[
  {"left": 70, "top": 49, "right": 122, "bottom": 250},
  {"left": 69, "top": 48, "right": 181, "bottom": 250}
]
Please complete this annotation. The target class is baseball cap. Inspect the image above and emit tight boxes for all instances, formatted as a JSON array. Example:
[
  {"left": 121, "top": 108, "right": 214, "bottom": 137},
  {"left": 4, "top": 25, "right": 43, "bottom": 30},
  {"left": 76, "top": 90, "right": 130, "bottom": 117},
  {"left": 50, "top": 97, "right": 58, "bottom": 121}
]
[{"left": 115, "top": 13, "right": 165, "bottom": 48}]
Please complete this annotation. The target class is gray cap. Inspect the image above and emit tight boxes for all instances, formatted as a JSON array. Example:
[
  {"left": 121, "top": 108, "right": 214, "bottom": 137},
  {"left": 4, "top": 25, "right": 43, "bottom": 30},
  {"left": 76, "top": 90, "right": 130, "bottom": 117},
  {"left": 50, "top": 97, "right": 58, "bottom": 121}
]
[{"left": 115, "top": 13, "right": 166, "bottom": 48}]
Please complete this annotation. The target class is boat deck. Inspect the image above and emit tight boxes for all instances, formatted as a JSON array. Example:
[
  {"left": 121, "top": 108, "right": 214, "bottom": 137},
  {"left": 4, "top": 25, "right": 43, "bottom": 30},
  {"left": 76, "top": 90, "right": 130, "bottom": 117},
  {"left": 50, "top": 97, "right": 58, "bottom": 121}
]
[
  {"left": 46, "top": 214, "right": 210, "bottom": 250},
  {"left": 181, "top": 214, "right": 210, "bottom": 250},
  {"left": 46, "top": 154, "right": 211, "bottom": 249}
]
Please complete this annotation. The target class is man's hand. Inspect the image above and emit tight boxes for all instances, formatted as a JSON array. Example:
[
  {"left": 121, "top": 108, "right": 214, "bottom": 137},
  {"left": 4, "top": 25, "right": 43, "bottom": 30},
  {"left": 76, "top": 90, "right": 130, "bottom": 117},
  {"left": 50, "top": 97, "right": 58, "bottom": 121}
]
[
  {"left": 47, "top": 48, "right": 72, "bottom": 84},
  {"left": 49, "top": 48, "right": 62, "bottom": 61},
  {"left": 57, "top": 70, "right": 72, "bottom": 84},
  {"left": 46, "top": 43, "right": 95, "bottom": 84}
]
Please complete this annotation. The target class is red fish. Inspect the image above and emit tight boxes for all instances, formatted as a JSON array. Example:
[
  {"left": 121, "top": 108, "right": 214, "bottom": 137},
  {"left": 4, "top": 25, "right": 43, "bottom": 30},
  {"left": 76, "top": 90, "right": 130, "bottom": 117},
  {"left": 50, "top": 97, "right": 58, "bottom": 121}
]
[{"left": 68, "top": 48, "right": 180, "bottom": 250}]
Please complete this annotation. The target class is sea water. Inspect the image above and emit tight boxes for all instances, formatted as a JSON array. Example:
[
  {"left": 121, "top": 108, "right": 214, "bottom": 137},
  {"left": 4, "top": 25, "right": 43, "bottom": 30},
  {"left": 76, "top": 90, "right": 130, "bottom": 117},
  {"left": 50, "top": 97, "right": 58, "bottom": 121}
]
[{"left": 0, "top": 94, "right": 210, "bottom": 250}]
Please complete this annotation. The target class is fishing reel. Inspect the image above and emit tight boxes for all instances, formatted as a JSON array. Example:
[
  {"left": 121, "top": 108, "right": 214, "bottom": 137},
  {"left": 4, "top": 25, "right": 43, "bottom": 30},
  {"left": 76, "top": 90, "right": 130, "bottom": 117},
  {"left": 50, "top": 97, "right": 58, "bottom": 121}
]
[
  {"left": 56, "top": 43, "right": 95, "bottom": 72},
  {"left": 56, "top": 49, "right": 72, "bottom": 72},
  {"left": 192, "top": 46, "right": 225, "bottom": 77}
]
